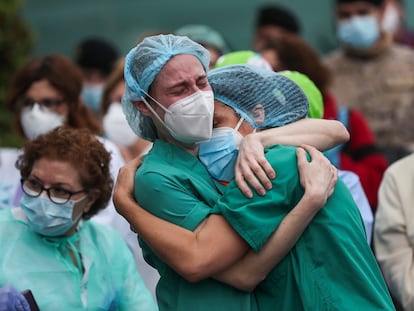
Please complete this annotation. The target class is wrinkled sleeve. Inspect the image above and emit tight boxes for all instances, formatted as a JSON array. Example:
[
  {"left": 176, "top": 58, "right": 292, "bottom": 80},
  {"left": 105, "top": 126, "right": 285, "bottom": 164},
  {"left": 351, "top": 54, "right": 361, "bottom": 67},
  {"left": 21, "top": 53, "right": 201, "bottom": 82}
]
[{"left": 135, "top": 170, "right": 213, "bottom": 231}]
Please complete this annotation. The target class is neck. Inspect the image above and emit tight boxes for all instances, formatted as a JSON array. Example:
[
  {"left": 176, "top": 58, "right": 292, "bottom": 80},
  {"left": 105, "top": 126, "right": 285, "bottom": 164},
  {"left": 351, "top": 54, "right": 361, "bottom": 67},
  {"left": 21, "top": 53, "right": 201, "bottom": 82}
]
[
  {"left": 158, "top": 132, "right": 199, "bottom": 156},
  {"left": 344, "top": 32, "right": 393, "bottom": 59}
]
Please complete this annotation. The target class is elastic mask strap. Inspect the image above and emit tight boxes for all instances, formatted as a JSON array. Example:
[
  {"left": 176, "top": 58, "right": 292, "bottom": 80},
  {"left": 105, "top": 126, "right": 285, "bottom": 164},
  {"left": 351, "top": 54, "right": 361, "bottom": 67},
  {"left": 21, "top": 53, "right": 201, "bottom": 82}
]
[
  {"left": 140, "top": 93, "right": 173, "bottom": 134},
  {"left": 235, "top": 117, "right": 244, "bottom": 131},
  {"left": 140, "top": 89, "right": 170, "bottom": 114}
]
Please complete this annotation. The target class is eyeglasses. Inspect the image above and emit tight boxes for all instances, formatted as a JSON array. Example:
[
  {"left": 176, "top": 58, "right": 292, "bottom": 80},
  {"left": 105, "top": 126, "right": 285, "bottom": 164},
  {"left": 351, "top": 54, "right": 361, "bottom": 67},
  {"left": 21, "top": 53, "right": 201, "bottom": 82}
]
[
  {"left": 18, "top": 97, "right": 65, "bottom": 109},
  {"left": 21, "top": 178, "right": 86, "bottom": 205}
]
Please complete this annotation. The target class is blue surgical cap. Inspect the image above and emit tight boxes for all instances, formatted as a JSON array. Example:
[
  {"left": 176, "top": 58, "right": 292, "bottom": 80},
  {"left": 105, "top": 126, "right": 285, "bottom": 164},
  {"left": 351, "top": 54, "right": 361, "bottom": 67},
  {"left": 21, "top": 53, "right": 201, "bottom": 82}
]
[
  {"left": 124, "top": 34, "right": 210, "bottom": 98},
  {"left": 122, "top": 34, "right": 211, "bottom": 141},
  {"left": 207, "top": 64, "right": 309, "bottom": 129}
]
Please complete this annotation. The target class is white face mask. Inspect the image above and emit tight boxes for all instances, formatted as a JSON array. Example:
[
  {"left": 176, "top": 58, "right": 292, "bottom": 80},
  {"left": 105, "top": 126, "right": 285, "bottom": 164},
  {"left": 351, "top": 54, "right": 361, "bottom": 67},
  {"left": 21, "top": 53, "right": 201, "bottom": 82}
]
[
  {"left": 142, "top": 90, "right": 214, "bottom": 144},
  {"left": 382, "top": 4, "right": 400, "bottom": 34},
  {"left": 20, "top": 104, "right": 65, "bottom": 140},
  {"left": 103, "top": 102, "right": 137, "bottom": 147}
]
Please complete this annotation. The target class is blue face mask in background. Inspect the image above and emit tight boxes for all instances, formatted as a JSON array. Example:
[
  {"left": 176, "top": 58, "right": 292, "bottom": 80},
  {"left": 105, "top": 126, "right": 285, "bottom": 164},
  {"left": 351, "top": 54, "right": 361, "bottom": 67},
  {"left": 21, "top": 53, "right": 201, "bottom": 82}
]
[
  {"left": 81, "top": 84, "right": 104, "bottom": 115},
  {"left": 337, "top": 15, "right": 380, "bottom": 49}
]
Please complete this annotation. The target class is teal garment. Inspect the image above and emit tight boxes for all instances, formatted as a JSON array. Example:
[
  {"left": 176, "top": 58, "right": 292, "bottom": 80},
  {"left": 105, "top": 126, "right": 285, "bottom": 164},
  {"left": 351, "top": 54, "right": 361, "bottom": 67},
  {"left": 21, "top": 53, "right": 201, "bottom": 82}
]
[
  {"left": 216, "top": 145, "right": 395, "bottom": 311},
  {"left": 134, "top": 140, "right": 257, "bottom": 311},
  {"left": 0, "top": 208, "right": 158, "bottom": 311}
]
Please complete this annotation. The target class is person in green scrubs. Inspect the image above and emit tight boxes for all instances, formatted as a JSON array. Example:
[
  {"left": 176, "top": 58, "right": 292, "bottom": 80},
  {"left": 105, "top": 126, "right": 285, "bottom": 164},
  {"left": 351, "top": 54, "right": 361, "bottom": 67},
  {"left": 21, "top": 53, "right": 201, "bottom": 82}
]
[
  {"left": 204, "top": 64, "right": 394, "bottom": 310},
  {"left": 116, "top": 34, "right": 348, "bottom": 310}
]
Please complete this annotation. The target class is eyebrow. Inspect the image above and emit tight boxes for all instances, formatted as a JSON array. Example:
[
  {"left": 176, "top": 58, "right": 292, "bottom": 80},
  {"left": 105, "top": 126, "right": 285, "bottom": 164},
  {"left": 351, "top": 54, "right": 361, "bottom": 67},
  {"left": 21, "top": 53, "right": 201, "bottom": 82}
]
[
  {"left": 165, "top": 74, "right": 207, "bottom": 91},
  {"left": 29, "top": 174, "right": 75, "bottom": 189}
]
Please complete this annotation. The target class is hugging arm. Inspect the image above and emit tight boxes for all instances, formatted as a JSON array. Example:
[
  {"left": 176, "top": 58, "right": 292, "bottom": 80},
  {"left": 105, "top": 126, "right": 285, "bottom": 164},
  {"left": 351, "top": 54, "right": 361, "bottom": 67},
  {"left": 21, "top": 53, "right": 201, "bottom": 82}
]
[
  {"left": 114, "top": 145, "right": 337, "bottom": 289},
  {"left": 213, "top": 145, "right": 337, "bottom": 291},
  {"left": 236, "top": 118, "right": 348, "bottom": 198},
  {"left": 114, "top": 157, "right": 250, "bottom": 282}
]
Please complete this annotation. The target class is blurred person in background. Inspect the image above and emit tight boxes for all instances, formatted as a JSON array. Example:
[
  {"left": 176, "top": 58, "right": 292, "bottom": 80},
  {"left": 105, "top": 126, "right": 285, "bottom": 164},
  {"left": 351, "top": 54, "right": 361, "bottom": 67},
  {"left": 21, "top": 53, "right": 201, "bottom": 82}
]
[
  {"left": 101, "top": 58, "right": 153, "bottom": 162},
  {"left": 381, "top": 0, "right": 414, "bottom": 48},
  {"left": 252, "top": 4, "right": 301, "bottom": 51},
  {"left": 74, "top": 36, "right": 119, "bottom": 116},
  {"left": 374, "top": 151, "right": 414, "bottom": 311},
  {"left": 0, "top": 127, "right": 157, "bottom": 310},
  {"left": 175, "top": 24, "right": 231, "bottom": 69},
  {"left": 257, "top": 33, "right": 388, "bottom": 213},
  {"left": 324, "top": 0, "right": 414, "bottom": 164}
]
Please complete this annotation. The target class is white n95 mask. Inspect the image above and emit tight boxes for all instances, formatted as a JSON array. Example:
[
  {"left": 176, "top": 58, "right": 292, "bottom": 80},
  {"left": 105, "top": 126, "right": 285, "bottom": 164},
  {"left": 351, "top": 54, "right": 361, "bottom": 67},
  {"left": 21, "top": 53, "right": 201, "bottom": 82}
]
[
  {"left": 20, "top": 104, "right": 65, "bottom": 140},
  {"left": 142, "top": 90, "right": 214, "bottom": 144},
  {"left": 103, "top": 103, "right": 137, "bottom": 147}
]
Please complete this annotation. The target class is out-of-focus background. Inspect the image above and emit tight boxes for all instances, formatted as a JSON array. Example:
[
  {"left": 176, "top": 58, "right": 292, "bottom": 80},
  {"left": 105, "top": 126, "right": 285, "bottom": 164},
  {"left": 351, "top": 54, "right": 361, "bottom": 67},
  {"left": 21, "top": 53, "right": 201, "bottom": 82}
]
[{"left": 1, "top": 0, "right": 414, "bottom": 146}]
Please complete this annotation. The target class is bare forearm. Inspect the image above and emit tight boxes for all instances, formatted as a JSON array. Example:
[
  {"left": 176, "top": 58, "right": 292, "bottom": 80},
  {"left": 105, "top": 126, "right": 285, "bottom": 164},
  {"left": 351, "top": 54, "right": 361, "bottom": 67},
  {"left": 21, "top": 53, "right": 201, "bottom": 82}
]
[
  {"left": 114, "top": 191, "right": 201, "bottom": 278},
  {"left": 114, "top": 190, "right": 248, "bottom": 282},
  {"left": 213, "top": 191, "right": 324, "bottom": 291},
  {"left": 257, "top": 119, "right": 349, "bottom": 151}
]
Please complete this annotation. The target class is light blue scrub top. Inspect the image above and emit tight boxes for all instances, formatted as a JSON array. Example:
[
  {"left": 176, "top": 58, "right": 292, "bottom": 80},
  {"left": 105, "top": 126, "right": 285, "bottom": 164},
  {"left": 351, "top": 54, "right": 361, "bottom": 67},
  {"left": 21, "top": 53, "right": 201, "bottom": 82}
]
[
  {"left": 134, "top": 140, "right": 257, "bottom": 311},
  {"left": 0, "top": 208, "right": 158, "bottom": 311},
  {"left": 216, "top": 145, "right": 395, "bottom": 311}
]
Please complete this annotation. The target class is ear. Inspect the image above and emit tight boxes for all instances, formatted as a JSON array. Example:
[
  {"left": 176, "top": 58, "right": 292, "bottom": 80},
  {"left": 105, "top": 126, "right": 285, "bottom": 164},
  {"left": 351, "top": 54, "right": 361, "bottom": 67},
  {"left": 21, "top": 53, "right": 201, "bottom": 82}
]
[
  {"left": 132, "top": 99, "right": 152, "bottom": 117},
  {"left": 82, "top": 190, "right": 99, "bottom": 214},
  {"left": 251, "top": 104, "right": 265, "bottom": 125}
]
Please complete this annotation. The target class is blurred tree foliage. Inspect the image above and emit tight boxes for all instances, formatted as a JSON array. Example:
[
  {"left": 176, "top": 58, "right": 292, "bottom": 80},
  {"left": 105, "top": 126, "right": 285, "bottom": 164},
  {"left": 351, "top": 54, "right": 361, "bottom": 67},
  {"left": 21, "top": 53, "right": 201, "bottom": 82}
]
[{"left": 0, "top": 0, "right": 34, "bottom": 147}]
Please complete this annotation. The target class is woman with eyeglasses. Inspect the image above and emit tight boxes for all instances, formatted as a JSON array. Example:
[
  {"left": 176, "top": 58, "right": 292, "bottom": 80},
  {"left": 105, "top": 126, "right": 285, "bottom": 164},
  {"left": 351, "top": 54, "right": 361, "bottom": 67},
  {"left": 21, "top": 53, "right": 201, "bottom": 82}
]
[
  {"left": 0, "top": 55, "right": 150, "bottom": 284},
  {"left": 0, "top": 127, "right": 157, "bottom": 310},
  {"left": 2, "top": 54, "right": 125, "bottom": 211}
]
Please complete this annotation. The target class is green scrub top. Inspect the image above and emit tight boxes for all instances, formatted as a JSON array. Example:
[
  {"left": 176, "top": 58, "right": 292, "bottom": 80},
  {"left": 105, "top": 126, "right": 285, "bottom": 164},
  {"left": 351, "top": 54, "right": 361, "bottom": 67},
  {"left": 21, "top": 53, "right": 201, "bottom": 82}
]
[
  {"left": 216, "top": 145, "right": 395, "bottom": 311},
  {"left": 134, "top": 140, "right": 257, "bottom": 311},
  {"left": 0, "top": 208, "right": 158, "bottom": 311}
]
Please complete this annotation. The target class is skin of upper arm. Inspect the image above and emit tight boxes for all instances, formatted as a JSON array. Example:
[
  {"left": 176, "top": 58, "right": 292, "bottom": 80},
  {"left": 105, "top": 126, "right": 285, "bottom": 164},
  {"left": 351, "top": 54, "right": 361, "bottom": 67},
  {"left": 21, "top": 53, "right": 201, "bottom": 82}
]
[{"left": 258, "top": 119, "right": 349, "bottom": 151}]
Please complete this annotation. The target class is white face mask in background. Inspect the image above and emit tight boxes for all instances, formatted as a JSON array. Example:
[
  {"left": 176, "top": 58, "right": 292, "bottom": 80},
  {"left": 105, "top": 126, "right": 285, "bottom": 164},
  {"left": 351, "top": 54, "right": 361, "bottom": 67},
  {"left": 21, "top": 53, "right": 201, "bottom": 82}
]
[
  {"left": 381, "top": 4, "right": 400, "bottom": 34},
  {"left": 20, "top": 104, "right": 65, "bottom": 140},
  {"left": 142, "top": 90, "right": 214, "bottom": 144},
  {"left": 103, "top": 102, "right": 137, "bottom": 147}
]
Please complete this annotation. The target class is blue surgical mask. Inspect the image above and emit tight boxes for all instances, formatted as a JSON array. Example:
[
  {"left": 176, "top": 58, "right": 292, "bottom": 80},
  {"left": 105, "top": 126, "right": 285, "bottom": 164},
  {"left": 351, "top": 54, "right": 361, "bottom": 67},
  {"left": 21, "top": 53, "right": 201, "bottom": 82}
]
[
  {"left": 20, "top": 193, "right": 84, "bottom": 237},
  {"left": 199, "top": 118, "right": 244, "bottom": 182},
  {"left": 81, "top": 84, "right": 104, "bottom": 114},
  {"left": 337, "top": 15, "right": 380, "bottom": 49}
]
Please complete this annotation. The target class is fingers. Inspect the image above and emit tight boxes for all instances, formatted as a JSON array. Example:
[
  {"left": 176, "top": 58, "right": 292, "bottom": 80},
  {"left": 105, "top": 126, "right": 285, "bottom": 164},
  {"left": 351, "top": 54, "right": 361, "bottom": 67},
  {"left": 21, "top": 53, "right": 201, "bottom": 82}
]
[
  {"left": 327, "top": 165, "right": 338, "bottom": 197},
  {"left": 297, "top": 145, "right": 338, "bottom": 206},
  {"left": 296, "top": 146, "right": 308, "bottom": 169},
  {"left": 235, "top": 156, "right": 275, "bottom": 198},
  {"left": 235, "top": 173, "right": 253, "bottom": 199},
  {"left": 299, "top": 144, "right": 320, "bottom": 161}
]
